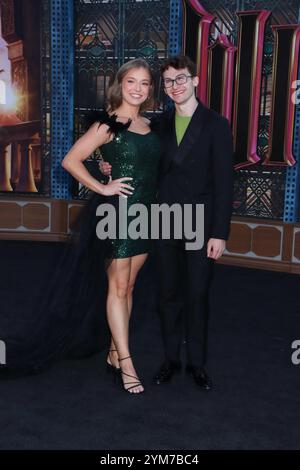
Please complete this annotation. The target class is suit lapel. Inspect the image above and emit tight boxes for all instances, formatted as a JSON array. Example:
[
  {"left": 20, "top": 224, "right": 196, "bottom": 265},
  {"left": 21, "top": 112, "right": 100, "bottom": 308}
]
[{"left": 161, "top": 108, "right": 177, "bottom": 174}]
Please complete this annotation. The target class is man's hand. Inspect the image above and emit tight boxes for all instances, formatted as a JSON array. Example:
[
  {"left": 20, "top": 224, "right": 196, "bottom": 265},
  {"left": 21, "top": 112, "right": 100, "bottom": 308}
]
[
  {"left": 207, "top": 238, "right": 226, "bottom": 260},
  {"left": 99, "top": 160, "right": 112, "bottom": 176}
]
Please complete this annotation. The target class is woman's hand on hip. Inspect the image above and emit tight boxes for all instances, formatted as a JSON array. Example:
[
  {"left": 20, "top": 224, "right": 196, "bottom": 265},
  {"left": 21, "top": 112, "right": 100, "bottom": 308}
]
[{"left": 101, "top": 176, "right": 134, "bottom": 197}]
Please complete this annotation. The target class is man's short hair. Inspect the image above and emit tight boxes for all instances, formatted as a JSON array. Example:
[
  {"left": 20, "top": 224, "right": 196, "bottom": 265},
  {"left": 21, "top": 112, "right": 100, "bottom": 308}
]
[{"left": 161, "top": 55, "right": 197, "bottom": 77}]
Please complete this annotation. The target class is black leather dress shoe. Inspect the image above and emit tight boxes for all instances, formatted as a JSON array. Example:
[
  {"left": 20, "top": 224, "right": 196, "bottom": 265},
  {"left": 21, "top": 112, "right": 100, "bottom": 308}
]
[
  {"left": 153, "top": 361, "right": 181, "bottom": 385},
  {"left": 186, "top": 366, "right": 212, "bottom": 390}
]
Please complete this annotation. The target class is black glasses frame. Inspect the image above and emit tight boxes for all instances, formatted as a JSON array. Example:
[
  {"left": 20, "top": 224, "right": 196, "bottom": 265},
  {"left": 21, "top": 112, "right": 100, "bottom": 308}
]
[{"left": 163, "top": 74, "right": 194, "bottom": 88}]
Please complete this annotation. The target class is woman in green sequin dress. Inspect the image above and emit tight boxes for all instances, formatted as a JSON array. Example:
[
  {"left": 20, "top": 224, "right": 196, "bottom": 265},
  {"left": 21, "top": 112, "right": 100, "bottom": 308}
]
[
  {"left": 100, "top": 121, "right": 160, "bottom": 259},
  {"left": 62, "top": 59, "right": 161, "bottom": 394}
]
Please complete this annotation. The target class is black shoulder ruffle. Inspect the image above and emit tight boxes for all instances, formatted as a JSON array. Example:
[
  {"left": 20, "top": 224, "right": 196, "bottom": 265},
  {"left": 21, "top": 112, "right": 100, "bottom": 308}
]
[{"left": 84, "top": 110, "right": 132, "bottom": 136}]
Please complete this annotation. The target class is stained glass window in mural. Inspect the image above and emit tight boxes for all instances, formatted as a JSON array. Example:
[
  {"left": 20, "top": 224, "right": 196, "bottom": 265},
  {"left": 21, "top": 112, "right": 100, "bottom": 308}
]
[
  {"left": 75, "top": 0, "right": 169, "bottom": 138},
  {"left": 74, "top": 0, "right": 169, "bottom": 199}
]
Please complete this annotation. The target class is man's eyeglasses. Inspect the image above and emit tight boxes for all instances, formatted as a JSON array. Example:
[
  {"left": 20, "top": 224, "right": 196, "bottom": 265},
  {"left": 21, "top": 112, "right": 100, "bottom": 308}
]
[{"left": 163, "top": 74, "right": 194, "bottom": 88}]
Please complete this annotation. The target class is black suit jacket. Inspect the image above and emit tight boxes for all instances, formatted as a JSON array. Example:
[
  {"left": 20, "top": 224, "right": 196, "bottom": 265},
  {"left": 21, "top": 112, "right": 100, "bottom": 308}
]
[{"left": 151, "top": 100, "right": 234, "bottom": 243}]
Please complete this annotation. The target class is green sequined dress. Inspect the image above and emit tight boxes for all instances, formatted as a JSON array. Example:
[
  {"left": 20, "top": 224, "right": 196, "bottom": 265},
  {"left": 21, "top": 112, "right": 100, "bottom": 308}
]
[{"left": 100, "top": 128, "right": 161, "bottom": 259}]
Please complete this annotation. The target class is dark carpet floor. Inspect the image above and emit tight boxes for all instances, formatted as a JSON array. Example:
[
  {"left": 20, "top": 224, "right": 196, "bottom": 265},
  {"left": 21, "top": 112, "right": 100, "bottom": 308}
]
[{"left": 0, "top": 240, "right": 299, "bottom": 450}]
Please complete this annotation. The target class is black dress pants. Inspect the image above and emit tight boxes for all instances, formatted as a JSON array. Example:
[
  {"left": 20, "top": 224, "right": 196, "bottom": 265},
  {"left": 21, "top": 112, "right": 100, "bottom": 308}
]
[{"left": 157, "top": 240, "right": 214, "bottom": 368}]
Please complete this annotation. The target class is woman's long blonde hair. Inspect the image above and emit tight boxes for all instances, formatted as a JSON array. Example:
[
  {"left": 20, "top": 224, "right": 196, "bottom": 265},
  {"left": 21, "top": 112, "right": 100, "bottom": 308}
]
[{"left": 106, "top": 58, "right": 155, "bottom": 113}]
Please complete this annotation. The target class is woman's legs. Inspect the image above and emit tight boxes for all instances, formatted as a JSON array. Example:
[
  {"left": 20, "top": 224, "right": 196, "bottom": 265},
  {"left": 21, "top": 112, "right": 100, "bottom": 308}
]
[
  {"left": 108, "top": 254, "right": 148, "bottom": 367},
  {"left": 127, "top": 253, "right": 148, "bottom": 316},
  {"left": 106, "top": 254, "right": 147, "bottom": 393}
]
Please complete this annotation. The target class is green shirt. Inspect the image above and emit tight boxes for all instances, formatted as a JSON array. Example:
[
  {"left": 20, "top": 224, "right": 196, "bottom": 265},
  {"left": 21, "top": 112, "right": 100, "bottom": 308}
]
[{"left": 175, "top": 113, "right": 192, "bottom": 145}]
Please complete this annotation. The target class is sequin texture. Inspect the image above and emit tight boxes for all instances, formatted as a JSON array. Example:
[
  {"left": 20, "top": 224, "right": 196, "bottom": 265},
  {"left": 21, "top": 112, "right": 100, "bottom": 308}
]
[{"left": 100, "top": 129, "right": 161, "bottom": 258}]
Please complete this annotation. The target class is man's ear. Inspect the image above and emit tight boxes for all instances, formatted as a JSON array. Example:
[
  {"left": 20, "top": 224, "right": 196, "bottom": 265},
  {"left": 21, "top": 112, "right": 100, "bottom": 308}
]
[{"left": 193, "top": 75, "right": 199, "bottom": 87}]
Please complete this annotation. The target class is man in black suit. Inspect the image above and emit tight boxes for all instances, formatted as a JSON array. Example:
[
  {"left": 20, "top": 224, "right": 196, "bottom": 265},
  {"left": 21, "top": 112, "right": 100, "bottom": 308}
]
[{"left": 152, "top": 55, "right": 234, "bottom": 389}]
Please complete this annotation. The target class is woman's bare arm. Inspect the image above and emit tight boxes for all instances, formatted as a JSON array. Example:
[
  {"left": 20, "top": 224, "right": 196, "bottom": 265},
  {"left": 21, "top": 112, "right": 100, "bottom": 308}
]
[{"left": 61, "top": 123, "right": 133, "bottom": 196}]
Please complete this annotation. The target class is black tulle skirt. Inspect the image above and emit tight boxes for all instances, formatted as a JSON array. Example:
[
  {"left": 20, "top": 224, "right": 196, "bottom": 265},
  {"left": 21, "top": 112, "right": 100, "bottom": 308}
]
[{"left": 0, "top": 192, "right": 112, "bottom": 379}]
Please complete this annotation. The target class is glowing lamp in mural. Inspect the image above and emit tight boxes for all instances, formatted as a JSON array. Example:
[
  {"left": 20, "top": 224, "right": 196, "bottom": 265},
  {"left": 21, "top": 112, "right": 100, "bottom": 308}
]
[
  {"left": 0, "top": 83, "right": 18, "bottom": 110},
  {"left": 0, "top": 79, "right": 5, "bottom": 105},
  {"left": 0, "top": 0, "right": 42, "bottom": 194}
]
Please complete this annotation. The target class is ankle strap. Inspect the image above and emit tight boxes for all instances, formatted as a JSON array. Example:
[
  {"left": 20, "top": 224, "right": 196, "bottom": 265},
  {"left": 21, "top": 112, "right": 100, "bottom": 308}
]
[{"left": 119, "top": 355, "right": 131, "bottom": 362}]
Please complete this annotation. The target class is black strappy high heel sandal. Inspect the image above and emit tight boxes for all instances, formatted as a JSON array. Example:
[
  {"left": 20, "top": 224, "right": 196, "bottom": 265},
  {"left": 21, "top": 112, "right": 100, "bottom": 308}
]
[
  {"left": 118, "top": 355, "right": 144, "bottom": 394},
  {"left": 106, "top": 349, "right": 119, "bottom": 374}
]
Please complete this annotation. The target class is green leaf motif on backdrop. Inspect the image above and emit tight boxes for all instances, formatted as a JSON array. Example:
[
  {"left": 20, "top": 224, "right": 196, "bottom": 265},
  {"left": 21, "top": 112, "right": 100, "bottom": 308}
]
[
  {"left": 87, "top": 43, "right": 106, "bottom": 59},
  {"left": 136, "top": 40, "right": 157, "bottom": 58}
]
